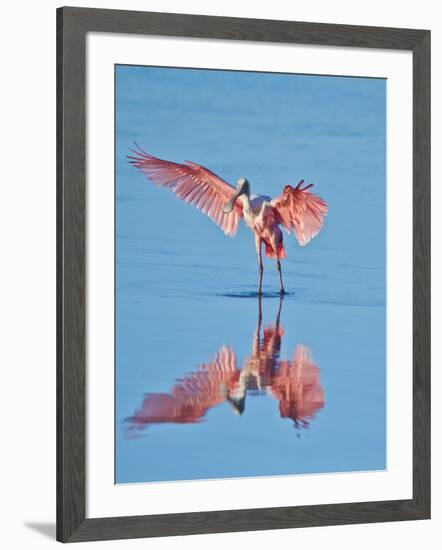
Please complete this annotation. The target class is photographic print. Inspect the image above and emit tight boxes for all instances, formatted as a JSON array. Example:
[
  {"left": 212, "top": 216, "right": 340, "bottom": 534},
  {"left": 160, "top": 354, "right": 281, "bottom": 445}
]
[{"left": 115, "top": 65, "right": 386, "bottom": 484}]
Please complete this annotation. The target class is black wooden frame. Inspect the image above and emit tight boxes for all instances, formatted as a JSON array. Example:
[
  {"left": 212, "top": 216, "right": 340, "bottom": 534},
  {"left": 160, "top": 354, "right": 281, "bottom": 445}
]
[{"left": 57, "top": 6, "right": 431, "bottom": 543}]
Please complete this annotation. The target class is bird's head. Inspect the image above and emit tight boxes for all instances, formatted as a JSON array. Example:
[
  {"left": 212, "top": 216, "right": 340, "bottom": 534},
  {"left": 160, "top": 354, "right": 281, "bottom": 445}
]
[
  {"left": 229, "top": 396, "right": 246, "bottom": 416},
  {"left": 222, "top": 177, "right": 250, "bottom": 214}
]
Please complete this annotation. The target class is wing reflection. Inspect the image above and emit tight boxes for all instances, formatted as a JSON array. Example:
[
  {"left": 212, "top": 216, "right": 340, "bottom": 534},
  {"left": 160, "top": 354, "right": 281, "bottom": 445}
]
[{"left": 125, "top": 296, "right": 324, "bottom": 435}]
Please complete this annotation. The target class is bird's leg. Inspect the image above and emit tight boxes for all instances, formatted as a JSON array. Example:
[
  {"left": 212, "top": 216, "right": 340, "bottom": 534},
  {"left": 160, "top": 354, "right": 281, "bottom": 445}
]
[
  {"left": 256, "top": 236, "right": 263, "bottom": 295},
  {"left": 275, "top": 292, "right": 283, "bottom": 328},
  {"left": 277, "top": 259, "right": 285, "bottom": 295},
  {"left": 251, "top": 292, "right": 262, "bottom": 367}
]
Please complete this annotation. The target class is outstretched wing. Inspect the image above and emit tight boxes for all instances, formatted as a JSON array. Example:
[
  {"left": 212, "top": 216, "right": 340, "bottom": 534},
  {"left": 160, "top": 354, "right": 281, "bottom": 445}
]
[
  {"left": 124, "top": 347, "right": 239, "bottom": 431},
  {"left": 271, "top": 345, "right": 324, "bottom": 428},
  {"left": 128, "top": 145, "right": 242, "bottom": 237},
  {"left": 271, "top": 181, "right": 328, "bottom": 246}
]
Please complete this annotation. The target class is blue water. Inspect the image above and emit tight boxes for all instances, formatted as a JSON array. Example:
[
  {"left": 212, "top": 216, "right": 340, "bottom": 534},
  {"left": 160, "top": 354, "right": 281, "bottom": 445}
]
[{"left": 115, "top": 65, "right": 386, "bottom": 483}]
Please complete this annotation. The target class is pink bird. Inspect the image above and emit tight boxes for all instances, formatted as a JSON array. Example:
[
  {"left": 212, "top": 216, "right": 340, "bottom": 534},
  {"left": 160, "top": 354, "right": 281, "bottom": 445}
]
[
  {"left": 128, "top": 145, "right": 328, "bottom": 294},
  {"left": 124, "top": 296, "right": 324, "bottom": 434}
]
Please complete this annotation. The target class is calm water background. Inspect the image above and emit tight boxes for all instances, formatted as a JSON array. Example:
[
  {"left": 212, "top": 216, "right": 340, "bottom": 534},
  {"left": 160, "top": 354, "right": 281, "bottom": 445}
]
[{"left": 115, "top": 65, "right": 386, "bottom": 483}]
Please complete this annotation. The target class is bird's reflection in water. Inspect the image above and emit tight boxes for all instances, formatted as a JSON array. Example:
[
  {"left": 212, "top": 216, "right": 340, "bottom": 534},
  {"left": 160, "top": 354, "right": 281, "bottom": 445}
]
[{"left": 125, "top": 296, "right": 324, "bottom": 436}]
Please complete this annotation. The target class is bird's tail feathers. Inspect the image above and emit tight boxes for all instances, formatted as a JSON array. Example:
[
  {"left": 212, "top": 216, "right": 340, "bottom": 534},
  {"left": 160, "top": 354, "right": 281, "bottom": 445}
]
[{"left": 264, "top": 240, "right": 286, "bottom": 259}]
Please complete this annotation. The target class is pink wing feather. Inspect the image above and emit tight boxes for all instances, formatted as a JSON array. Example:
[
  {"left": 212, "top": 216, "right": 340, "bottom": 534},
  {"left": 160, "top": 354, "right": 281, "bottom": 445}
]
[
  {"left": 125, "top": 347, "right": 239, "bottom": 430},
  {"left": 128, "top": 146, "right": 242, "bottom": 237},
  {"left": 271, "top": 345, "right": 324, "bottom": 427},
  {"left": 272, "top": 181, "right": 328, "bottom": 246}
]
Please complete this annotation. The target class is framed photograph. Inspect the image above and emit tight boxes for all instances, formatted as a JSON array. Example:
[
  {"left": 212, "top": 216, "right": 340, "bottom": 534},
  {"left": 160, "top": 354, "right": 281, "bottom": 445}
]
[{"left": 57, "top": 6, "right": 430, "bottom": 543}]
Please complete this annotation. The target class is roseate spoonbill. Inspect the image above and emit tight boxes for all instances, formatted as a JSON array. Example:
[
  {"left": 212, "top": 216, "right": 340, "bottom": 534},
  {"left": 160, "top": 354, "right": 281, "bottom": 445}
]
[
  {"left": 124, "top": 296, "right": 324, "bottom": 434},
  {"left": 128, "top": 146, "right": 328, "bottom": 294}
]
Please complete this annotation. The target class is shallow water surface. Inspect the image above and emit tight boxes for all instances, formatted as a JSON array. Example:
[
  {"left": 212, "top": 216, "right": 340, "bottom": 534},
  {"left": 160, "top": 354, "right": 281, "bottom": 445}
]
[{"left": 115, "top": 66, "right": 386, "bottom": 483}]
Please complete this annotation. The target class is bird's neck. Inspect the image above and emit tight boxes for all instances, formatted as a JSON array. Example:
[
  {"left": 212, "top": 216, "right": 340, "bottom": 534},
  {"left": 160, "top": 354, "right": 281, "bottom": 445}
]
[{"left": 241, "top": 193, "right": 251, "bottom": 214}]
